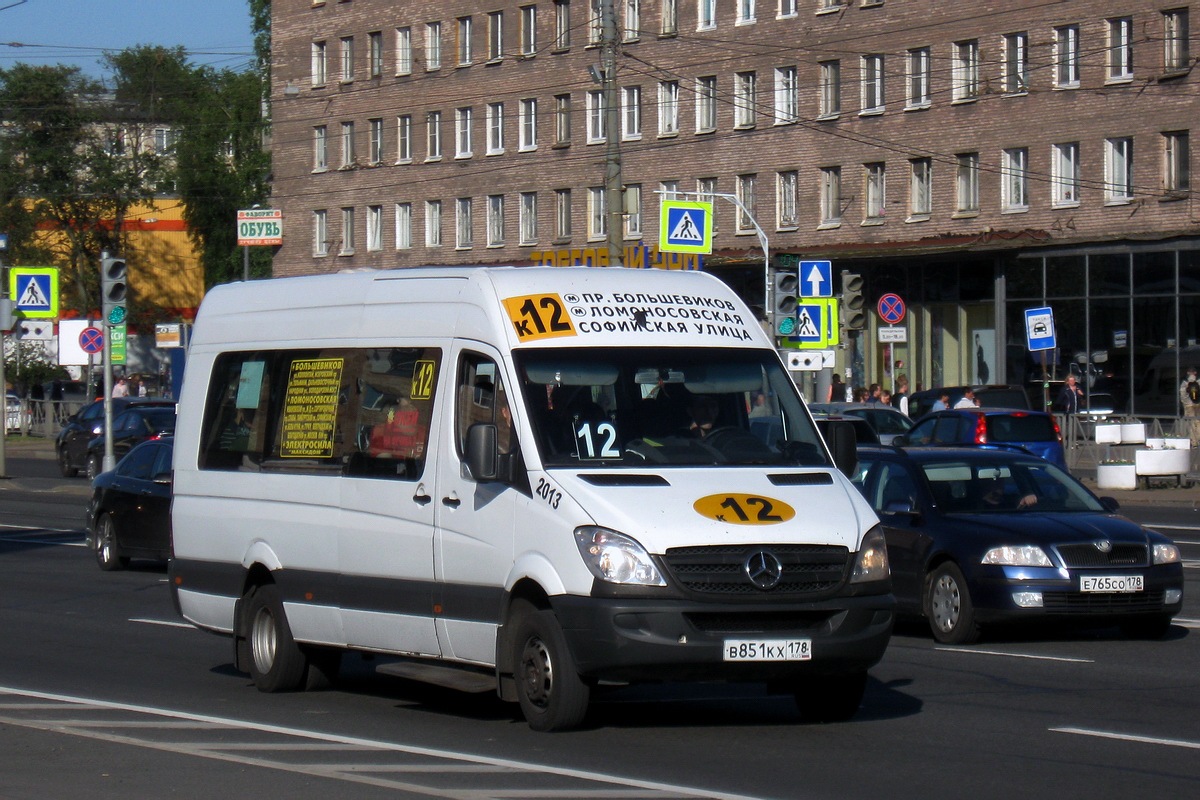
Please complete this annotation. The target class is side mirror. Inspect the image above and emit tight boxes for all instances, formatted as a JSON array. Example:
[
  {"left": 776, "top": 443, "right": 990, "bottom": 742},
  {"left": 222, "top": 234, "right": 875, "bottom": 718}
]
[
  {"left": 1099, "top": 495, "right": 1121, "bottom": 513},
  {"left": 466, "top": 423, "right": 498, "bottom": 481},
  {"left": 153, "top": 471, "right": 173, "bottom": 486},
  {"left": 822, "top": 419, "right": 858, "bottom": 478},
  {"left": 891, "top": 435, "right": 908, "bottom": 446}
]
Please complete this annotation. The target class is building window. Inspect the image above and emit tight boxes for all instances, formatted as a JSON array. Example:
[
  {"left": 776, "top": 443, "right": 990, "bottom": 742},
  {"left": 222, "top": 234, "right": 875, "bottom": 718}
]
[
  {"left": 777, "top": 170, "right": 798, "bottom": 228},
  {"left": 622, "top": 86, "right": 642, "bottom": 139},
  {"left": 519, "top": 98, "right": 538, "bottom": 151},
  {"left": 1105, "top": 137, "right": 1134, "bottom": 203},
  {"left": 555, "top": 0, "right": 571, "bottom": 48},
  {"left": 313, "top": 125, "right": 327, "bottom": 171},
  {"left": 425, "top": 200, "right": 442, "bottom": 246},
  {"left": 340, "top": 207, "right": 356, "bottom": 254},
  {"left": 737, "top": 0, "right": 755, "bottom": 25},
  {"left": 1051, "top": 142, "right": 1081, "bottom": 206},
  {"left": 1001, "top": 147, "right": 1029, "bottom": 211},
  {"left": 586, "top": 90, "right": 607, "bottom": 143},
  {"left": 819, "top": 167, "right": 841, "bottom": 226},
  {"left": 457, "top": 17, "right": 473, "bottom": 65},
  {"left": 488, "top": 11, "right": 504, "bottom": 60},
  {"left": 734, "top": 71, "right": 757, "bottom": 128},
  {"left": 696, "top": 75, "right": 717, "bottom": 132},
  {"left": 368, "top": 31, "right": 383, "bottom": 77},
  {"left": 1003, "top": 32, "right": 1029, "bottom": 94},
  {"left": 774, "top": 66, "right": 798, "bottom": 123},
  {"left": 588, "top": 187, "right": 606, "bottom": 240},
  {"left": 658, "top": 80, "right": 679, "bottom": 134},
  {"left": 1107, "top": 17, "right": 1134, "bottom": 82},
  {"left": 396, "top": 26, "right": 413, "bottom": 75},
  {"left": 1054, "top": 24, "right": 1079, "bottom": 88},
  {"left": 819, "top": 60, "right": 841, "bottom": 118},
  {"left": 698, "top": 177, "right": 718, "bottom": 232},
  {"left": 906, "top": 47, "right": 930, "bottom": 109},
  {"left": 367, "top": 205, "right": 383, "bottom": 251},
  {"left": 624, "top": 183, "right": 642, "bottom": 237},
  {"left": 313, "top": 209, "right": 328, "bottom": 256},
  {"left": 340, "top": 36, "right": 354, "bottom": 82},
  {"left": 624, "top": 0, "right": 641, "bottom": 40},
  {"left": 698, "top": 0, "right": 716, "bottom": 30},
  {"left": 955, "top": 152, "right": 979, "bottom": 214},
  {"left": 486, "top": 102, "right": 504, "bottom": 154},
  {"left": 588, "top": 0, "right": 603, "bottom": 43},
  {"left": 662, "top": 0, "right": 679, "bottom": 35},
  {"left": 909, "top": 158, "right": 931, "bottom": 219},
  {"left": 520, "top": 192, "right": 538, "bottom": 244},
  {"left": 661, "top": 179, "right": 680, "bottom": 200},
  {"left": 1164, "top": 130, "right": 1190, "bottom": 194},
  {"left": 860, "top": 55, "right": 884, "bottom": 113},
  {"left": 555, "top": 188, "right": 572, "bottom": 238},
  {"left": 456, "top": 197, "right": 474, "bottom": 248},
  {"left": 487, "top": 195, "right": 505, "bottom": 246},
  {"left": 311, "top": 40, "right": 327, "bottom": 86},
  {"left": 340, "top": 121, "right": 355, "bottom": 167},
  {"left": 426, "top": 111, "right": 442, "bottom": 159},
  {"left": 368, "top": 118, "right": 383, "bottom": 164},
  {"left": 425, "top": 22, "right": 442, "bottom": 70},
  {"left": 555, "top": 93, "right": 572, "bottom": 144},
  {"left": 395, "top": 203, "right": 412, "bottom": 249},
  {"left": 397, "top": 115, "right": 412, "bottom": 163},
  {"left": 735, "top": 173, "right": 756, "bottom": 233},
  {"left": 864, "top": 162, "right": 886, "bottom": 221},
  {"left": 779, "top": 0, "right": 797, "bottom": 17},
  {"left": 455, "top": 107, "right": 473, "bottom": 158},
  {"left": 952, "top": 40, "right": 979, "bottom": 102},
  {"left": 520, "top": 6, "right": 537, "bottom": 55},
  {"left": 1164, "top": 9, "right": 1190, "bottom": 72}
]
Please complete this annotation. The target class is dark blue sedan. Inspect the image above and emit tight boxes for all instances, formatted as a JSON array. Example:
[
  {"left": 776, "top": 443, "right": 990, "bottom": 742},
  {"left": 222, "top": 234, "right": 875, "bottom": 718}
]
[
  {"left": 86, "top": 438, "right": 174, "bottom": 571},
  {"left": 852, "top": 446, "right": 1184, "bottom": 644}
]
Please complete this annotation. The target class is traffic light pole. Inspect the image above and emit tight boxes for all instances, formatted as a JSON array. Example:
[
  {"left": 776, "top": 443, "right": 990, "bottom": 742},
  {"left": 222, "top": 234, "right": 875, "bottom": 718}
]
[
  {"left": 0, "top": 249, "right": 8, "bottom": 479},
  {"left": 99, "top": 251, "right": 128, "bottom": 474}
]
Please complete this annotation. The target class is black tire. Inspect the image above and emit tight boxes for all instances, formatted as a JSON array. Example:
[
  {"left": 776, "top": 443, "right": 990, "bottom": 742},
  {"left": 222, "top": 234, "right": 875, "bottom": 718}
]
[
  {"left": 94, "top": 514, "right": 128, "bottom": 571},
  {"left": 794, "top": 672, "right": 868, "bottom": 723},
  {"left": 58, "top": 446, "right": 78, "bottom": 478},
  {"left": 86, "top": 454, "right": 102, "bottom": 481},
  {"left": 1120, "top": 614, "right": 1173, "bottom": 640},
  {"left": 925, "top": 562, "right": 981, "bottom": 645},
  {"left": 510, "top": 599, "right": 591, "bottom": 732},
  {"left": 243, "top": 583, "right": 309, "bottom": 692}
]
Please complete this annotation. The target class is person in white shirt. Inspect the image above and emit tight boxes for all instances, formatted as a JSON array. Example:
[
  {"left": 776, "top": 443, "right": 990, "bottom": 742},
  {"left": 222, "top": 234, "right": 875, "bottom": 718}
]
[
  {"left": 111, "top": 378, "right": 129, "bottom": 398},
  {"left": 953, "top": 388, "right": 979, "bottom": 409}
]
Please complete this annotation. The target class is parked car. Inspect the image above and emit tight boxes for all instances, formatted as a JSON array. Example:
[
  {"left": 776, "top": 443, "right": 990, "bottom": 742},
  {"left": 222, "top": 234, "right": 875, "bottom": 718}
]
[
  {"left": 895, "top": 407, "right": 1066, "bottom": 469},
  {"left": 851, "top": 446, "right": 1184, "bottom": 643},
  {"left": 55, "top": 398, "right": 174, "bottom": 477},
  {"left": 810, "top": 402, "right": 914, "bottom": 444},
  {"left": 907, "top": 385, "right": 1031, "bottom": 419},
  {"left": 5, "top": 391, "right": 22, "bottom": 433},
  {"left": 86, "top": 438, "right": 174, "bottom": 570},
  {"left": 84, "top": 405, "right": 177, "bottom": 480}
]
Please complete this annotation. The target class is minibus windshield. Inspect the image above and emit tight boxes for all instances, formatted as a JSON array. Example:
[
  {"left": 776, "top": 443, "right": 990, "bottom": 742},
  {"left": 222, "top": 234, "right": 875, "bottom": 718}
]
[{"left": 514, "top": 347, "right": 828, "bottom": 468}]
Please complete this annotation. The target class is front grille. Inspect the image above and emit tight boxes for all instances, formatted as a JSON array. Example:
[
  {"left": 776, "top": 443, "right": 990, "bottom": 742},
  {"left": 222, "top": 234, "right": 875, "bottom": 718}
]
[
  {"left": 662, "top": 544, "right": 849, "bottom": 597},
  {"left": 1055, "top": 543, "right": 1147, "bottom": 568},
  {"left": 1042, "top": 590, "right": 1165, "bottom": 614}
]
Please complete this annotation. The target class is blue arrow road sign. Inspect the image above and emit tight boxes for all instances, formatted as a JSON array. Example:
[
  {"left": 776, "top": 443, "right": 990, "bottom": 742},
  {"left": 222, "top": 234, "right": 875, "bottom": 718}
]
[
  {"left": 799, "top": 260, "right": 833, "bottom": 298},
  {"left": 1025, "top": 306, "right": 1056, "bottom": 351}
]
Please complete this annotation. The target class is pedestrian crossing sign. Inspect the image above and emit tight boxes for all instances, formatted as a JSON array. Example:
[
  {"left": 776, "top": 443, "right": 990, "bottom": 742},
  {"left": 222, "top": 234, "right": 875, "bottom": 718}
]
[
  {"left": 659, "top": 200, "right": 713, "bottom": 254},
  {"left": 9, "top": 267, "right": 59, "bottom": 319}
]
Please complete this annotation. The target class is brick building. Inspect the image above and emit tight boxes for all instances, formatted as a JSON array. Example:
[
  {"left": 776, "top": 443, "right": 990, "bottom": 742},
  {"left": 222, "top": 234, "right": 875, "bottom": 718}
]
[{"left": 269, "top": 0, "right": 1198, "bottom": 408}]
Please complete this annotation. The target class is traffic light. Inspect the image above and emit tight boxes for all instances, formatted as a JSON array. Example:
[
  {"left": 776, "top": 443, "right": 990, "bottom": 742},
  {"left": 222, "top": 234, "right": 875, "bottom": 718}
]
[
  {"left": 771, "top": 267, "right": 799, "bottom": 336},
  {"left": 100, "top": 254, "right": 127, "bottom": 328},
  {"left": 841, "top": 271, "right": 865, "bottom": 331}
]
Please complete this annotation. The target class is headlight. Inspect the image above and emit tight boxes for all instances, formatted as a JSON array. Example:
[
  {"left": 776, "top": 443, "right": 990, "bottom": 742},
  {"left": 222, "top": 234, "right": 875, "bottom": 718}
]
[
  {"left": 981, "top": 545, "right": 1052, "bottom": 567},
  {"left": 574, "top": 527, "right": 666, "bottom": 586},
  {"left": 850, "top": 526, "right": 890, "bottom": 584},
  {"left": 1153, "top": 543, "right": 1182, "bottom": 564}
]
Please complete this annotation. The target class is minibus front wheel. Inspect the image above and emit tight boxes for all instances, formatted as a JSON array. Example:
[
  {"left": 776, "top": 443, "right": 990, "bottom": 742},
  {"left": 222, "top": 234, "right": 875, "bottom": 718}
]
[{"left": 510, "top": 599, "right": 591, "bottom": 732}]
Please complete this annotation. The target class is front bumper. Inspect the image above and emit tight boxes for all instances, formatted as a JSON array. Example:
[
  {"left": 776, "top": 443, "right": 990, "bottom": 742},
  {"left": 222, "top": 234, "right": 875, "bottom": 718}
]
[{"left": 968, "top": 563, "right": 1184, "bottom": 624}]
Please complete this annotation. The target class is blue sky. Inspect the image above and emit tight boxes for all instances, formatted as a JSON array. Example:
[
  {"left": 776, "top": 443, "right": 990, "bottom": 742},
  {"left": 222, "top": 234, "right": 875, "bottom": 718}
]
[{"left": 0, "top": 0, "right": 256, "bottom": 80}]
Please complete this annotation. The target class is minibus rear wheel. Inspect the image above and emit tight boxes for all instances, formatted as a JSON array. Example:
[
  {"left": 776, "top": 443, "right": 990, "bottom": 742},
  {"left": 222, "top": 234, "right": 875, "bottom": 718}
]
[
  {"left": 510, "top": 599, "right": 590, "bottom": 732},
  {"left": 244, "top": 583, "right": 308, "bottom": 692}
]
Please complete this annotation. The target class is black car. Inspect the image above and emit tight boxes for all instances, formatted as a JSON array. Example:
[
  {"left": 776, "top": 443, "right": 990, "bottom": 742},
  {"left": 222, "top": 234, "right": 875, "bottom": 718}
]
[
  {"left": 84, "top": 406, "right": 177, "bottom": 480},
  {"left": 851, "top": 446, "right": 1184, "bottom": 644},
  {"left": 906, "top": 385, "right": 1031, "bottom": 419},
  {"left": 86, "top": 438, "right": 174, "bottom": 570},
  {"left": 56, "top": 398, "right": 174, "bottom": 477}
]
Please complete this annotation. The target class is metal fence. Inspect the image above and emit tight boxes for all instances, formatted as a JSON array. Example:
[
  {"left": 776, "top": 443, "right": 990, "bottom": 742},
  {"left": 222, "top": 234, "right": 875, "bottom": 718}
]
[{"left": 4, "top": 399, "right": 88, "bottom": 439}]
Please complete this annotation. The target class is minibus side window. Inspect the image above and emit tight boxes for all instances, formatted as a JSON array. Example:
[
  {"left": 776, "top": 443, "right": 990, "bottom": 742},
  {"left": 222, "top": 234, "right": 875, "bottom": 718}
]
[
  {"left": 200, "top": 352, "right": 273, "bottom": 470},
  {"left": 348, "top": 347, "right": 441, "bottom": 480},
  {"left": 456, "top": 354, "right": 514, "bottom": 457}
]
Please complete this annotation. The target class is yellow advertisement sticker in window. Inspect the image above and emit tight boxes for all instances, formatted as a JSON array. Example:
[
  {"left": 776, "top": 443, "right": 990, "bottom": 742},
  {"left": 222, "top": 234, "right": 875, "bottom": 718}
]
[{"left": 280, "top": 358, "right": 344, "bottom": 458}]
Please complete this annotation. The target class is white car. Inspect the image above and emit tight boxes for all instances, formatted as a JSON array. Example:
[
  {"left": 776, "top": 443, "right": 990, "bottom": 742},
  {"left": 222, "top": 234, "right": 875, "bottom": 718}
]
[{"left": 5, "top": 392, "right": 24, "bottom": 433}]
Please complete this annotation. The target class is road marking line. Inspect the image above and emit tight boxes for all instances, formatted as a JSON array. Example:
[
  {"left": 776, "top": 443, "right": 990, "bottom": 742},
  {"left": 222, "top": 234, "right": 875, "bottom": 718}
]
[
  {"left": 933, "top": 647, "right": 1094, "bottom": 663},
  {"left": 1052, "top": 727, "right": 1200, "bottom": 751},
  {"left": 130, "top": 618, "right": 194, "bottom": 629}
]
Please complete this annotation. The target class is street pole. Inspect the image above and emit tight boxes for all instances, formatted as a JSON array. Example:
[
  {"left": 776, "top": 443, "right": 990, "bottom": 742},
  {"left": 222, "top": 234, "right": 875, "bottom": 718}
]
[
  {"left": 600, "top": 0, "right": 623, "bottom": 267},
  {"left": 101, "top": 250, "right": 116, "bottom": 473},
  {"left": 0, "top": 247, "right": 8, "bottom": 478},
  {"left": 243, "top": 244, "right": 249, "bottom": 282}
]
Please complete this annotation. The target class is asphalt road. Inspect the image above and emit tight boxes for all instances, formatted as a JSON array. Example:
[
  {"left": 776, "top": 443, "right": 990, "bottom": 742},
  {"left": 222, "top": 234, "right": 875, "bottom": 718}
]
[{"left": 2, "top": 463, "right": 1199, "bottom": 800}]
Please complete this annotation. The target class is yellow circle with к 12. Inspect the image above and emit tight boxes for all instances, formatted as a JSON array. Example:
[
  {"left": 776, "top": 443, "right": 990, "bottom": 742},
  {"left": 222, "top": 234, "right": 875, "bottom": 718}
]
[{"left": 693, "top": 494, "right": 796, "bottom": 525}]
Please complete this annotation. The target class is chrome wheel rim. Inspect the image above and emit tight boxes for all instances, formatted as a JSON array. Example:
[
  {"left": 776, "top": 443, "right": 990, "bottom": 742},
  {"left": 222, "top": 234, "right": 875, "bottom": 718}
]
[
  {"left": 519, "top": 636, "right": 553, "bottom": 709},
  {"left": 250, "top": 606, "right": 277, "bottom": 674}
]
